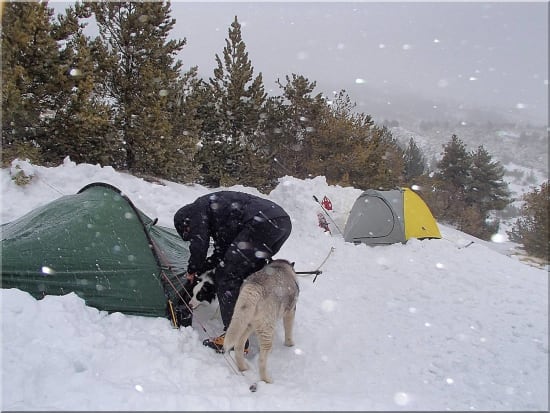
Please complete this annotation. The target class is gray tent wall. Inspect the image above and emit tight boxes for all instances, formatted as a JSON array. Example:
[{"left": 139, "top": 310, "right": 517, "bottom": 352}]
[{"left": 343, "top": 189, "right": 406, "bottom": 245}]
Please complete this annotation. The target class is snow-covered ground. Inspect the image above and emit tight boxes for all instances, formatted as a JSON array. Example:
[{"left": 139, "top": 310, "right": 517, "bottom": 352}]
[{"left": 1, "top": 158, "right": 548, "bottom": 411}]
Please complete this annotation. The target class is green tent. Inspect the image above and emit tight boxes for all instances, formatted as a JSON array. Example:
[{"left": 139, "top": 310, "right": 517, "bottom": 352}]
[{"left": 1, "top": 182, "right": 190, "bottom": 319}]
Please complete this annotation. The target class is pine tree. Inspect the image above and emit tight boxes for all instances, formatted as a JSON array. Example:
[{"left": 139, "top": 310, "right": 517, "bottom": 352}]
[
  {"left": 436, "top": 134, "right": 472, "bottom": 195},
  {"left": 306, "top": 90, "right": 366, "bottom": 186},
  {"left": 429, "top": 135, "right": 470, "bottom": 225},
  {"left": 271, "top": 74, "right": 326, "bottom": 179},
  {"left": 467, "top": 145, "right": 511, "bottom": 214},
  {"left": 168, "top": 67, "right": 203, "bottom": 183},
  {"left": 197, "top": 16, "right": 267, "bottom": 187},
  {"left": 357, "top": 125, "right": 405, "bottom": 190},
  {"left": 259, "top": 94, "right": 292, "bottom": 180},
  {"left": 2, "top": 2, "right": 59, "bottom": 163},
  {"left": 305, "top": 90, "right": 359, "bottom": 185},
  {"left": 433, "top": 135, "right": 512, "bottom": 240},
  {"left": 507, "top": 181, "right": 549, "bottom": 261},
  {"left": 434, "top": 134, "right": 473, "bottom": 218},
  {"left": 91, "top": 1, "right": 191, "bottom": 180},
  {"left": 403, "top": 137, "right": 426, "bottom": 182},
  {"left": 42, "top": 3, "right": 120, "bottom": 166}
]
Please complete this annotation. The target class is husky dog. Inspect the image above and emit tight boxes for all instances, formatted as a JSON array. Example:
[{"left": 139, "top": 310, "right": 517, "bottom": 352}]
[{"left": 223, "top": 259, "right": 299, "bottom": 383}]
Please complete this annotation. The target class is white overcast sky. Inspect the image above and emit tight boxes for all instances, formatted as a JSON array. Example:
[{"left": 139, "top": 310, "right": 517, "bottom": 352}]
[{"left": 52, "top": 1, "right": 548, "bottom": 123}]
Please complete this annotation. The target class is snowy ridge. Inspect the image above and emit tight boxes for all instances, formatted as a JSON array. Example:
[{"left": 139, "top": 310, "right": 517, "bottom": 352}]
[{"left": 1, "top": 159, "right": 548, "bottom": 411}]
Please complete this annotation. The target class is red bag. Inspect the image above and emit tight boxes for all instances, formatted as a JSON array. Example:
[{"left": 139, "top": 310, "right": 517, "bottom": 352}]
[{"left": 321, "top": 196, "right": 333, "bottom": 211}]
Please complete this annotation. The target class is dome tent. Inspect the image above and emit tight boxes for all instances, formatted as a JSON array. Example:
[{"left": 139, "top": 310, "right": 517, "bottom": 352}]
[
  {"left": 343, "top": 188, "right": 441, "bottom": 245},
  {"left": 1, "top": 182, "right": 189, "bottom": 319}
]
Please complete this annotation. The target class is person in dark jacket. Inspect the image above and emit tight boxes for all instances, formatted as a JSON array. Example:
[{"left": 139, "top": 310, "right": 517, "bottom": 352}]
[{"left": 174, "top": 191, "right": 292, "bottom": 351}]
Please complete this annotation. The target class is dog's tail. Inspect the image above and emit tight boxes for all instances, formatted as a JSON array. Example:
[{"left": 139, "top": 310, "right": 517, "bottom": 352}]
[{"left": 223, "top": 283, "right": 261, "bottom": 352}]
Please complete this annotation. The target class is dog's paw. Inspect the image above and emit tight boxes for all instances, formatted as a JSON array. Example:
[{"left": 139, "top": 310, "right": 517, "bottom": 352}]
[
  {"left": 261, "top": 375, "right": 273, "bottom": 384},
  {"left": 284, "top": 339, "right": 295, "bottom": 347},
  {"left": 236, "top": 361, "right": 249, "bottom": 372}
]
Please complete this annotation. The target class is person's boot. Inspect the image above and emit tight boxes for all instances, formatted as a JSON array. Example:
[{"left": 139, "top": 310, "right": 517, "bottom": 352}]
[{"left": 202, "top": 332, "right": 249, "bottom": 354}]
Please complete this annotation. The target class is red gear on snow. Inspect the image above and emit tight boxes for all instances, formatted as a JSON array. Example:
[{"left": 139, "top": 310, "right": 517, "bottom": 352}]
[{"left": 321, "top": 196, "right": 333, "bottom": 211}]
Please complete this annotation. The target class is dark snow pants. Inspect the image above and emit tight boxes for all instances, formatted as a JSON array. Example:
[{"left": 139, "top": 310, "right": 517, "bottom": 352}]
[{"left": 215, "top": 215, "right": 292, "bottom": 329}]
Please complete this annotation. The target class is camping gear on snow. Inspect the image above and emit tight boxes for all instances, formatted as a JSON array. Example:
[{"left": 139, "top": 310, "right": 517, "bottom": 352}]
[
  {"left": 317, "top": 212, "right": 331, "bottom": 233},
  {"left": 343, "top": 188, "right": 441, "bottom": 245},
  {"left": 321, "top": 195, "right": 333, "bottom": 211},
  {"left": 1, "top": 182, "right": 190, "bottom": 320},
  {"left": 316, "top": 195, "right": 334, "bottom": 233},
  {"left": 313, "top": 195, "right": 343, "bottom": 235}
]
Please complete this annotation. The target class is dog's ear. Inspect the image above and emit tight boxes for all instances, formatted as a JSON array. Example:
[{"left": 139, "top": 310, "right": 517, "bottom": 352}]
[{"left": 197, "top": 270, "right": 215, "bottom": 283}]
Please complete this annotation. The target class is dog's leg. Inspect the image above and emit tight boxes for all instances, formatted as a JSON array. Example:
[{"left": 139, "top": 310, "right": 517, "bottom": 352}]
[
  {"left": 257, "top": 327, "right": 274, "bottom": 383},
  {"left": 233, "top": 325, "right": 253, "bottom": 372},
  {"left": 283, "top": 306, "right": 296, "bottom": 347}
]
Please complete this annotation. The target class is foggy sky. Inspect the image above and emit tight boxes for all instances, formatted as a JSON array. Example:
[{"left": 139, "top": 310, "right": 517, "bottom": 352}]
[
  {"left": 170, "top": 2, "right": 548, "bottom": 124},
  {"left": 51, "top": 1, "right": 548, "bottom": 124}
]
